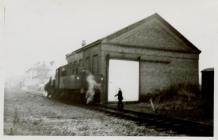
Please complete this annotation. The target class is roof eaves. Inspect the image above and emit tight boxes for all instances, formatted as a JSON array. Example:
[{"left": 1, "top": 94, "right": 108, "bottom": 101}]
[{"left": 66, "top": 39, "right": 103, "bottom": 58}]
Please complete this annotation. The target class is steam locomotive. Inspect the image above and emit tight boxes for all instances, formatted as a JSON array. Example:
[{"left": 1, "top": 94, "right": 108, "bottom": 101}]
[{"left": 44, "top": 63, "right": 104, "bottom": 104}]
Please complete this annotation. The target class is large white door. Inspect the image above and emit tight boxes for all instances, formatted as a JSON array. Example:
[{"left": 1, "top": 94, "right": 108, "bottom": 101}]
[{"left": 108, "top": 59, "right": 139, "bottom": 102}]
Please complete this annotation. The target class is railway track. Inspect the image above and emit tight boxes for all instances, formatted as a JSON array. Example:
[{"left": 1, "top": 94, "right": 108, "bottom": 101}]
[
  {"left": 26, "top": 92, "right": 213, "bottom": 136},
  {"left": 24, "top": 90, "right": 46, "bottom": 97},
  {"left": 70, "top": 103, "right": 213, "bottom": 136}
]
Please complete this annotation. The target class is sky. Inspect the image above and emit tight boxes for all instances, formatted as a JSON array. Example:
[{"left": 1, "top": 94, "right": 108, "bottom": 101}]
[
  {"left": 1, "top": 1, "right": 217, "bottom": 137},
  {"left": 0, "top": 0, "right": 218, "bottom": 79}
]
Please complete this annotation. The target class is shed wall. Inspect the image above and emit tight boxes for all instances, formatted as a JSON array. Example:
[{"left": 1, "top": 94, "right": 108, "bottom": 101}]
[
  {"left": 140, "top": 56, "right": 199, "bottom": 98},
  {"left": 66, "top": 44, "right": 101, "bottom": 73},
  {"left": 100, "top": 44, "right": 199, "bottom": 103}
]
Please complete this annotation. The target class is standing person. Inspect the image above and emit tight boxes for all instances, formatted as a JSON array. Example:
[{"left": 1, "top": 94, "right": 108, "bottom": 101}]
[{"left": 115, "top": 88, "right": 123, "bottom": 110}]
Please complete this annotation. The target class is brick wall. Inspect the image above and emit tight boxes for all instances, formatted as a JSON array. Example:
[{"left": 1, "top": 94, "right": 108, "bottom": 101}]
[{"left": 100, "top": 44, "right": 199, "bottom": 103}]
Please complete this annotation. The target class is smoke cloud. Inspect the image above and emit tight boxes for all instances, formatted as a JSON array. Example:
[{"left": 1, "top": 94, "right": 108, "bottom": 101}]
[{"left": 85, "top": 73, "right": 101, "bottom": 104}]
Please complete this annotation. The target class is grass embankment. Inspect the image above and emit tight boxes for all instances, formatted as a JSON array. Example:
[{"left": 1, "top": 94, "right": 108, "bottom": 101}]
[{"left": 144, "top": 84, "right": 212, "bottom": 124}]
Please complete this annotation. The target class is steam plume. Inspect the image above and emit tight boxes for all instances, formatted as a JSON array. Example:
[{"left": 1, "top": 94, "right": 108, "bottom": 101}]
[{"left": 85, "top": 73, "right": 101, "bottom": 104}]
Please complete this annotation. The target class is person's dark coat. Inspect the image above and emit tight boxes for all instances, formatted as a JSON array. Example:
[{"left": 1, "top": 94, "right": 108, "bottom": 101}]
[
  {"left": 117, "top": 90, "right": 123, "bottom": 101},
  {"left": 115, "top": 89, "right": 123, "bottom": 110}
]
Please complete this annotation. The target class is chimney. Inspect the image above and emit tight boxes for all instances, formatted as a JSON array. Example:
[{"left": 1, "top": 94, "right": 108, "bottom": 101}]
[{"left": 81, "top": 40, "right": 86, "bottom": 47}]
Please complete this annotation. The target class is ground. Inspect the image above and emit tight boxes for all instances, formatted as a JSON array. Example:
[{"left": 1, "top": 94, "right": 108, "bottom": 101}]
[{"left": 4, "top": 88, "right": 180, "bottom": 136}]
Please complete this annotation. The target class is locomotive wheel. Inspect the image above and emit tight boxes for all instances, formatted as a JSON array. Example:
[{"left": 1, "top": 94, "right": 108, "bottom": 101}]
[
  {"left": 46, "top": 92, "right": 50, "bottom": 98},
  {"left": 47, "top": 92, "right": 53, "bottom": 98},
  {"left": 64, "top": 92, "right": 70, "bottom": 100},
  {"left": 80, "top": 88, "right": 85, "bottom": 94},
  {"left": 52, "top": 91, "right": 58, "bottom": 99},
  {"left": 49, "top": 93, "right": 54, "bottom": 99}
]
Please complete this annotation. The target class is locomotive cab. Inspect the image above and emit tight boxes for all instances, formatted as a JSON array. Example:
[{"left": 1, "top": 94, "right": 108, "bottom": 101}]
[{"left": 45, "top": 63, "right": 103, "bottom": 104}]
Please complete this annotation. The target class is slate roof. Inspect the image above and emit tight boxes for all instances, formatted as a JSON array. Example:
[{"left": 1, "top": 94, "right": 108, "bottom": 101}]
[{"left": 67, "top": 13, "right": 201, "bottom": 57}]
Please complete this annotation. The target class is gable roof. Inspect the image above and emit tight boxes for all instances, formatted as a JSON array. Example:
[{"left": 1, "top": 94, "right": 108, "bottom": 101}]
[
  {"left": 68, "top": 13, "right": 201, "bottom": 56},
  {"left": 103, "top": 14, "right": 155, "bottom": 41},
  {"left": 154, "top": 13, "right": 201, "bottom": 54}
]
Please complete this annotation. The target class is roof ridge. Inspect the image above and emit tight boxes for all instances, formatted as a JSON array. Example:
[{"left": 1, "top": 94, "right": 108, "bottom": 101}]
[
  {"left": 103, "top": 13, "right": 158, "bottom": 42},
  {"left": 103, "top": 13, "right": 201, "bottom": 54},
  {"left": 67, "top": 13, "right": 201, "bottom": 57}
]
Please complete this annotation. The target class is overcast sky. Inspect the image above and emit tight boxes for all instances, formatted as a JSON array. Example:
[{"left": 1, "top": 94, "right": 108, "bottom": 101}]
[{"left": 0, "top": 0, "right": 218, "bottom": 79}]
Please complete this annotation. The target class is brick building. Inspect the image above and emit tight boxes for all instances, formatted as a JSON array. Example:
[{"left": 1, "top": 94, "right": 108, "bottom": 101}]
[{"left": 65, "top": 13, "right": 201, "bottom": 104}]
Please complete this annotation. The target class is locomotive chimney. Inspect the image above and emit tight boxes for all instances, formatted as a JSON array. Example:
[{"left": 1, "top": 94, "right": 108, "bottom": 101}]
[{"left": 81, "top": 40, "right": 86, "bottom": 47}]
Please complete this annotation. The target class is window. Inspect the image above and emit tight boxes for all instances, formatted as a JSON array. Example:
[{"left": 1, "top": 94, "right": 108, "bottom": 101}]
[
  {"left": 61, "top": 67, "right": 66, "bottom": 76},
  {"left": 92, "top": 55, "right": 98, "bottom": 74},
  {"left": 74, "top": 61, "right": 77, "bottom": 66},
  {"left": 75, "top": 67, "right": 78, "bottom": 74},
  {"left": 72, "top": 69, "right": 74, "bottom": 75},
  {"left": 86, "top": 57, "right": 91, "bottom": 71},
  {"left": 79, "top": 59, "right": 83, "bottom": 67}
]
